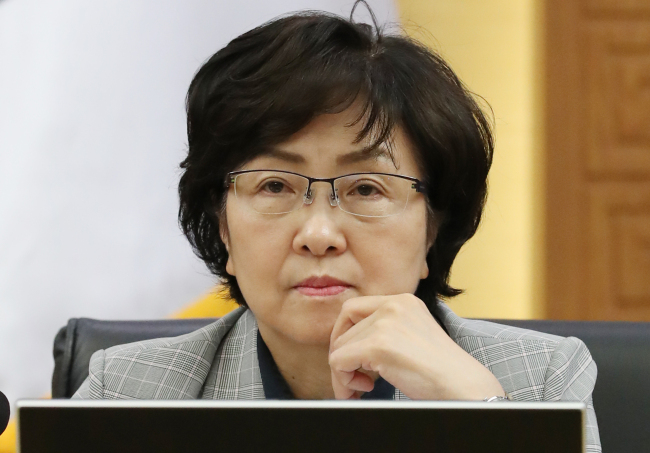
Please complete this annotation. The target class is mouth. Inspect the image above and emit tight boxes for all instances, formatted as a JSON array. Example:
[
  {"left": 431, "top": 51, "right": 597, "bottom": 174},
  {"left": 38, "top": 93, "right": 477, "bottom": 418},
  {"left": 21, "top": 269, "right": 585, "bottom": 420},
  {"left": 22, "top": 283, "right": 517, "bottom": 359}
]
[{"left": 293, "top": 275, "right": 352, "bottom": 297}]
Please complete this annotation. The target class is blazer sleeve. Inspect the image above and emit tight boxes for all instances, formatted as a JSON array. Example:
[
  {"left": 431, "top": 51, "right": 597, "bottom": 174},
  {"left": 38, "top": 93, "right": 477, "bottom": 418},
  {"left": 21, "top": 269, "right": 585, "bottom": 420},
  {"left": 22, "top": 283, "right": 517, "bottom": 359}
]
[
  {"left": 71, "top": 349, "right": 106, "bottom": 399},
  {"left": 543, "top": 336, "right": 601, "bottom": 453}
]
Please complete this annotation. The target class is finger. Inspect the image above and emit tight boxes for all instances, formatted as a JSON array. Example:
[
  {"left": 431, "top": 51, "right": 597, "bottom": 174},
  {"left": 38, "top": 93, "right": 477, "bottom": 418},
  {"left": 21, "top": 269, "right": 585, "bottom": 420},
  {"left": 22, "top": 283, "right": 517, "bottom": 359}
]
[
  {"left": 330, "top": 339, "right": 383, "bottom": 398},
  {"left": 349, "top": 391, "right": 363, "bottom": 399},
  {"left": 330, "top": 296, "right": 387, "bottom": 350},
  {"left": 347, "top": 370, "right": 375, "bottom": 392},
  {"left": 331, "top": 367, "right": 355, "bottom": 400},
  {"left": 331, "top": 369, "right": 375, "bottom": 399},
  {"left": 329, "top": 309, "right": 380, "bottom": 353}
]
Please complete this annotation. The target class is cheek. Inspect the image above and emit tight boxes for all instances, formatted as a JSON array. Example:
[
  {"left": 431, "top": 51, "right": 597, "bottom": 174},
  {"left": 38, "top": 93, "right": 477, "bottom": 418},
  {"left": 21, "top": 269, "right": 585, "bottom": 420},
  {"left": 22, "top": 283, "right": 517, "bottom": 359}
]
[
  {"left": 226, "top": 207, "right": 302, "bottom": 311},
  {"left": 350, "top": 210, "right": 429, "bottom": 294}
]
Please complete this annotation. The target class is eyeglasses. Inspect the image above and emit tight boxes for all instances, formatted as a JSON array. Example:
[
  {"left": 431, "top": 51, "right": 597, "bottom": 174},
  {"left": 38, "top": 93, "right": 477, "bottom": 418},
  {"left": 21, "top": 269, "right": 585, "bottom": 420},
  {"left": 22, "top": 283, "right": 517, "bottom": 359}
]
[{"left": 226, "top": 170, "right": 427, "bottom": 218}]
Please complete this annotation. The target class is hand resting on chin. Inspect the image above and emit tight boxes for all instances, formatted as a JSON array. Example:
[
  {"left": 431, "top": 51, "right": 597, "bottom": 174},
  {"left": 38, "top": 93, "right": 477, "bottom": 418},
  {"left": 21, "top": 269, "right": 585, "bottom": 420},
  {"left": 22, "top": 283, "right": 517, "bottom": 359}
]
[{"left": 328, "top": 294, "right": 506, "bottom": 401}]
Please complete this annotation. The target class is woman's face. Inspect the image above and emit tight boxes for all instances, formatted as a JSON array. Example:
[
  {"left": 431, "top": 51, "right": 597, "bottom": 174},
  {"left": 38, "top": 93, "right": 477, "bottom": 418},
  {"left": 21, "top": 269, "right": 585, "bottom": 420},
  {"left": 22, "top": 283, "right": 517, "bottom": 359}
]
[{"left": 222, "top": 108, "right": 432, "bottom": 347}]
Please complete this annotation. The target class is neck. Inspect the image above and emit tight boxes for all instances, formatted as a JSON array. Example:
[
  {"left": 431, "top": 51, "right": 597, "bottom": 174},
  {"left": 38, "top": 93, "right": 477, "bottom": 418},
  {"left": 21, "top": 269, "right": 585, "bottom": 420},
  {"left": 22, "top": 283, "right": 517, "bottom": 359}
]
[{"left": 258, "top": 324, "right": 334, "bottom": 400}]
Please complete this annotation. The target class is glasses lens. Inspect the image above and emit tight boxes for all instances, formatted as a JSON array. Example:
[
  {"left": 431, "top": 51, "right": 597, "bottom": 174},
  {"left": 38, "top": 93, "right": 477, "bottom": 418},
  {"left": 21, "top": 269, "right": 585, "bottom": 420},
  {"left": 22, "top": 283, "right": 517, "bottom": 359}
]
[
  {"left": 233, "top": 171, "right": 308, "bottom": 214},
  {"left": 334, "top": 174, "right": 411, "bottom": 217}
]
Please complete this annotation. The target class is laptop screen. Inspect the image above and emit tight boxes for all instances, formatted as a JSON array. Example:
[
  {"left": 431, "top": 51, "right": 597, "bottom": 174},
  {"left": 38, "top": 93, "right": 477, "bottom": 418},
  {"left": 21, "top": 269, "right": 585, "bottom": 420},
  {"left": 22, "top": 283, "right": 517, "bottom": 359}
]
[{"left": 17, "top": 400, "right": 585, "bottom": 453}]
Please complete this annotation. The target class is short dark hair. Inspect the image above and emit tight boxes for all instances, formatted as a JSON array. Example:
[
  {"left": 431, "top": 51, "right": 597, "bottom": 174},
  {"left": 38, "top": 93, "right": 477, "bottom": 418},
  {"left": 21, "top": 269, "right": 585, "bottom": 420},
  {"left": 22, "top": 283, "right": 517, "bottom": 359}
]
[{"left": 178, "top": 8, "right": 493, "bottom": 310}]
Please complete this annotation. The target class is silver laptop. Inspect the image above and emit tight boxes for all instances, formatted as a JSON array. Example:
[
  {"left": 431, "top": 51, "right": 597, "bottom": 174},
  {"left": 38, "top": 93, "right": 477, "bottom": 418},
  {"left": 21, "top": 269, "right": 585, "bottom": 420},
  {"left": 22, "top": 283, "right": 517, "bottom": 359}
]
[{"left": 17, "top": 400, "right": 586, "bottom": 453}]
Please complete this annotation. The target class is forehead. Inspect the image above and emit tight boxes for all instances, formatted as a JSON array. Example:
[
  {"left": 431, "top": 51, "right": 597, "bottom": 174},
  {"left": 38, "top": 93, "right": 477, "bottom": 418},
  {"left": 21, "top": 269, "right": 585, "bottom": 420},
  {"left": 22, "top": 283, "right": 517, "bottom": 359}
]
[{"left": 244, "top": 109, "right": 422, "bottom": 178}]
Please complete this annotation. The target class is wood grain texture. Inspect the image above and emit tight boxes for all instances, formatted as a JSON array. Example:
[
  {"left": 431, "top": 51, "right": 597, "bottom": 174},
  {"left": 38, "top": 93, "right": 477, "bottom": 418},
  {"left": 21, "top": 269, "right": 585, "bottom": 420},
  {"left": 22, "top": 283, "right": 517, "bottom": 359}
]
[
  {"left": 585, "top": 21, "right": 650, "bottom": 176},
  {"left": 588, "top": 183, "right": 650, "bottom": 319},
  {"left": 546, "top": 0, "right": 650, "bottom": 320}
]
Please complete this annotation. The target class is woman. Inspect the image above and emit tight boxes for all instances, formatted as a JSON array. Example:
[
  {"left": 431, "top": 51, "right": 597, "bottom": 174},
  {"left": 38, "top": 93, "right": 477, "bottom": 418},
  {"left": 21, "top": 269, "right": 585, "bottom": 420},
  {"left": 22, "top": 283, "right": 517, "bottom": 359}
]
[{"left": 74, "top": 5, "right": 601, "bottom": 451}]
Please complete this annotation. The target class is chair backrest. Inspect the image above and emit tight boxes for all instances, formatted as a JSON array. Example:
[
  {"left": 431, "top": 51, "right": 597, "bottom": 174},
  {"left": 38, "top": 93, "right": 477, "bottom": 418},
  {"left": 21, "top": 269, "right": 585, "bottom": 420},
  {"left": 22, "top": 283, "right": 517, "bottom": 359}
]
[{"left": 52, "top": 317, "right": 650, "bottom": 453}]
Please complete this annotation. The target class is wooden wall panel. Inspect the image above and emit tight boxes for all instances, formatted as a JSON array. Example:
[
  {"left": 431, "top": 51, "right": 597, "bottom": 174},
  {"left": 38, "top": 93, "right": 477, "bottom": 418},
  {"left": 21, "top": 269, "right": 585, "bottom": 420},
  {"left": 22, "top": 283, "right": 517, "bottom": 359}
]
[
  {"left": 546, "top": 0, "right": 650, "bottom": 321},
  {"left": 585, "top": 22, "right": 650, "bottom": 176},
  {"left": 588, "top": 183, "right": 650, "bottom": 319}
]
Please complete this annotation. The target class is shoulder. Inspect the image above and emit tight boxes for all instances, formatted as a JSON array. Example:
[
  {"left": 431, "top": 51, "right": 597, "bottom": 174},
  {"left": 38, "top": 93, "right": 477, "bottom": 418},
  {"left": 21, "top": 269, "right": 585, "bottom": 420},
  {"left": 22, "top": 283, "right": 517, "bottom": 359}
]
[
  {"left": 105, "top": 306, "right": 248, "bottom": 355},
  {"left": 433, "top": 301, "right": 597, "bottom": 399},
  {"left": 430, "top": 301, "right": 601, "bottom": 451},
  {"left": 434, "top": 301, "right": 565, "bottom": 344},
  {"left": 74, "top": 307, "right": 249, "bottom": 399}
]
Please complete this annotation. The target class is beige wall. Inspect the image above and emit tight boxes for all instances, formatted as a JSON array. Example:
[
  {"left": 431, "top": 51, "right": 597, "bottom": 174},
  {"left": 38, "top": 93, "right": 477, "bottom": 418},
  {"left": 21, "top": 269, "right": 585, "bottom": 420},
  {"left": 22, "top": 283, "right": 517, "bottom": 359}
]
[{"left": 396, "top": 0, "right": 545, "bottom": 319}]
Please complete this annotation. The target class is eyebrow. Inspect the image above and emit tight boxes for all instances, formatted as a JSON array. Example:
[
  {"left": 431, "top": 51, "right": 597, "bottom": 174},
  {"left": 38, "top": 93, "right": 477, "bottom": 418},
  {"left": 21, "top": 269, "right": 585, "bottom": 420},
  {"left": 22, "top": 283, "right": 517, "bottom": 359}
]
[
  {"left": 336, "top": 145, "right": 392, "bottom": 165},
  {"left": 264, "top": 145, "right": 392, "bottom": 166}
]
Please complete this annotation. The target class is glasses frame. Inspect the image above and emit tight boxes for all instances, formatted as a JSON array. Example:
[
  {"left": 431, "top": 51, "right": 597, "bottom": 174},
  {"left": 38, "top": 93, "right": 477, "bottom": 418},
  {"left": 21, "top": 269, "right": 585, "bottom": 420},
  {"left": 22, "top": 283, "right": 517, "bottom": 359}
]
[{"left": 225, "top": 169, "right": 428, "bottom": 217}]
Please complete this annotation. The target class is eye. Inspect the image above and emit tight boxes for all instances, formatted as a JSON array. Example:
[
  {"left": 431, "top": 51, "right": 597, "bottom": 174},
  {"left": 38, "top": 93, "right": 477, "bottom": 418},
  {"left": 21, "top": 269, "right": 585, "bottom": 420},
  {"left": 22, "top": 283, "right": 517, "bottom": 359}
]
[
  {"left": 257, "top": 177, "right": 297, "bottom": 196},
  {"left": 356, "top": 184, "right": 377, "bottom": 196},
  {"left": 264, "top": 180, "right": 286, "bottom": 194},
  {"left": 348, "top": 179, "right": 385, "bottom": 197}
]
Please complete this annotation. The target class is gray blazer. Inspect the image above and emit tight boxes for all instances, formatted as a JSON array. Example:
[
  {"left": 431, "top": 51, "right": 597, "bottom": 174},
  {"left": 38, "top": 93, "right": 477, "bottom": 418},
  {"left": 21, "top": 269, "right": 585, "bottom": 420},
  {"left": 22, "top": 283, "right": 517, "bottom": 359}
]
[{"left": 74, "top": 302, "right": 601, "bottom": 452}]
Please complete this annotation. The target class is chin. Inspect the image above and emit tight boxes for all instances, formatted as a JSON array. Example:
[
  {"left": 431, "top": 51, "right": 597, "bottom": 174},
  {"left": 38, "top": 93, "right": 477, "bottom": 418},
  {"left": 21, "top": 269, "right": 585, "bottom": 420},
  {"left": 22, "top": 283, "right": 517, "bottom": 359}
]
[{"left": 284, "top": 317, "right": 337, "bottom": 346}]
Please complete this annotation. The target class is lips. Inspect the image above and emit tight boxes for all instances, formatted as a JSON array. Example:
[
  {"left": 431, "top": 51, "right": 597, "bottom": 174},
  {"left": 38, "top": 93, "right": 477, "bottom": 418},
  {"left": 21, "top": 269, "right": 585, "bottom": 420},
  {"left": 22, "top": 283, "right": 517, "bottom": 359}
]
[{"left": 294, "top": 275, "right": 351, "bottom": 297}]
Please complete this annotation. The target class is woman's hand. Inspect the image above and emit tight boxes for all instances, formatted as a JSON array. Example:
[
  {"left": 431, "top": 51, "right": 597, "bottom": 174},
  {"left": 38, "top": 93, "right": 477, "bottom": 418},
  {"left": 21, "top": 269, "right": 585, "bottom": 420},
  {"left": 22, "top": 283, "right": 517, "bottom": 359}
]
[{"left": 328, "top": 294, "right": 506, "bottom": 400}]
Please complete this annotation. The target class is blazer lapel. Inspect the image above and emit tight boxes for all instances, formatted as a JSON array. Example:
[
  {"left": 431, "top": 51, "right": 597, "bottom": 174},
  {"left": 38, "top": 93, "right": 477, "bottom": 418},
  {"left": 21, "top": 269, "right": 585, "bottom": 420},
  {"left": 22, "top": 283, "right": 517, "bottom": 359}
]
[{"left": 201, "top": 309, "right": 265, "bottom": 400}]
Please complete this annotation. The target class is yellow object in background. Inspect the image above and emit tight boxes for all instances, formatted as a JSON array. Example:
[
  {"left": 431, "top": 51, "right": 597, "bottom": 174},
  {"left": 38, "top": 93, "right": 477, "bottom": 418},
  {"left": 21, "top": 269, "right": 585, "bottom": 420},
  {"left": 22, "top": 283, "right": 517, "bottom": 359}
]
[
  {"left": 171, "top": 288, "right": 239, "bottom": 319},
  {"left": 0, "top": 421, "right": 15, "bottom": 453}
]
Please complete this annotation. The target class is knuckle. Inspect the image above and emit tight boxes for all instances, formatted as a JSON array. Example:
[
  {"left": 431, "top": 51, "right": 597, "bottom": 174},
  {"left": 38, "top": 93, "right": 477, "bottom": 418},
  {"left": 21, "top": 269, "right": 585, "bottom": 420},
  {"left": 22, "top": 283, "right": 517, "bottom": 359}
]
[{"left": 381, "top": 300, "right": 403, "bottom": 317}]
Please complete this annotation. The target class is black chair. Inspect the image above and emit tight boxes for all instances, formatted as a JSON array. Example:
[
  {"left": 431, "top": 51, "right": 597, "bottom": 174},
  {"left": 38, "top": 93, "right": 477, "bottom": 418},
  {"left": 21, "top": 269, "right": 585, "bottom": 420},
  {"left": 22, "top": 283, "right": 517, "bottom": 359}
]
[{"left": 52, "top": 317, "right": 650, "bottom": 453}]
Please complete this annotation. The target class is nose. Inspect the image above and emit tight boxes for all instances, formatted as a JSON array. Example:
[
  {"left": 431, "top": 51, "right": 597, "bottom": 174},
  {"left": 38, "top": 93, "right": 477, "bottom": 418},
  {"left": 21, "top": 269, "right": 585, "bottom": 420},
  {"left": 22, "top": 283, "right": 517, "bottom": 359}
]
[{"left": 293, "top": 183, "right": 347, "bottom": 256}]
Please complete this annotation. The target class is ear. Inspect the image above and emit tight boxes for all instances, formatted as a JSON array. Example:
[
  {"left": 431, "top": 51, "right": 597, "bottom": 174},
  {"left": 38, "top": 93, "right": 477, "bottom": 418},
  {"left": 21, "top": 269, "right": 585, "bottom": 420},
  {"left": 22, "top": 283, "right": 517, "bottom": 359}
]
[
  {"left": 420, "top": 255, "right": 429, "bottom": 280},
  {"left": 219, "top": 216, "right": 236, "bottom": 277},
  {"left": 225, "top": 254, "right": 236, "bottom": 276},
  {"left": 421, "top": 213, "right": 439, "bottom": 280}
]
